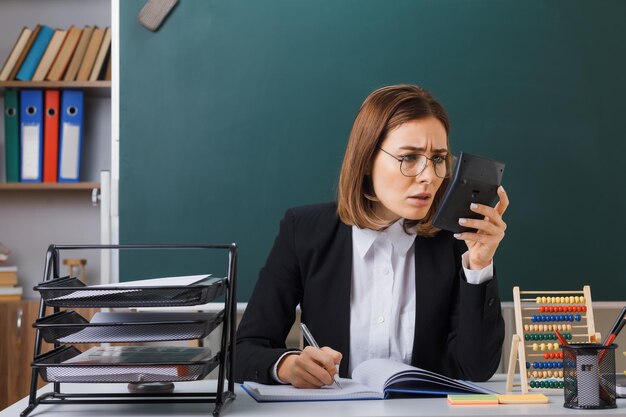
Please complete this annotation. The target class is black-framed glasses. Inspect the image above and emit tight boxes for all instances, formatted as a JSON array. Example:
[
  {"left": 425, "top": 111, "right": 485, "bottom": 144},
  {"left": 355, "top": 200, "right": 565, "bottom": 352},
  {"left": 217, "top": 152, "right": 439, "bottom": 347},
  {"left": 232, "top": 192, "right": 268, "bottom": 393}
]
[{"left": 378, "top": 147, "right": 455, "bottom": 178}]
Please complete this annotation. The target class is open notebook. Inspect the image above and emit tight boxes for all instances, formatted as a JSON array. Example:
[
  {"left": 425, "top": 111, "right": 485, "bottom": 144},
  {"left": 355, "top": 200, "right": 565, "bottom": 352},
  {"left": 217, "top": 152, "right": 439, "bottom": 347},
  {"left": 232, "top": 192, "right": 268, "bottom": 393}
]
[{"left": 242, "top": 358, "right": 495, "bottom": 402}]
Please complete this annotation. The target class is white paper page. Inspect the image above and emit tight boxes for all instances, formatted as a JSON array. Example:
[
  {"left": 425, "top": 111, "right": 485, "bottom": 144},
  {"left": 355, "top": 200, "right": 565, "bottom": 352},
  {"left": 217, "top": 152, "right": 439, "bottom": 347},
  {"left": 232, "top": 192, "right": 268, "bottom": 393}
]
[
  {"left": 60, "top": 123, "right": 80, "bottom": 179},
  {"left": 49, "top": 274, "right": 214, "bottom": 301},
  {"left": 89, "top": 275, "right": 212, "bottom": 288},
  {"left": 352, "top": 358, "right": 415, "bottom": 393},
  {"left": 21, "top": 125, "right": 40, "bottom": 180}
]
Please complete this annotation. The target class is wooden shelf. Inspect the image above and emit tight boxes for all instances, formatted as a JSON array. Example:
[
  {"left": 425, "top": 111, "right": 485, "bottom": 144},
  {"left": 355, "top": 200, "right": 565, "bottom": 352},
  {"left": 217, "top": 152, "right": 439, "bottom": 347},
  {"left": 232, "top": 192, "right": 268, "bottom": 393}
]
[
  {"left": 0, "top": 182, "right": 100, "bottom": 190},
  {"left": 0, "top": 81, "right": 110, "bottom": 97}
]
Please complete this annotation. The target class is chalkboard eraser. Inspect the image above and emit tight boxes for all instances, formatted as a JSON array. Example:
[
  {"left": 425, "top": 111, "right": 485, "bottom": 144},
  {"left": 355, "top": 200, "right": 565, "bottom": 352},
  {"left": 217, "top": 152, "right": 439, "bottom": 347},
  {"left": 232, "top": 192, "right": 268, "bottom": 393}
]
[{"left": 138, "top": 0, "right": 179, "bottom": 32}]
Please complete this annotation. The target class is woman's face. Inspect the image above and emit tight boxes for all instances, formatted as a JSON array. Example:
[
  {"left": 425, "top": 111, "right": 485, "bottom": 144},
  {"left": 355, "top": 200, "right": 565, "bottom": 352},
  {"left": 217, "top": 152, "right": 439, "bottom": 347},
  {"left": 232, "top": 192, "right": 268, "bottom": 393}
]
[{"left": 370, "top": 116, "right": 449, "bottom": 223}]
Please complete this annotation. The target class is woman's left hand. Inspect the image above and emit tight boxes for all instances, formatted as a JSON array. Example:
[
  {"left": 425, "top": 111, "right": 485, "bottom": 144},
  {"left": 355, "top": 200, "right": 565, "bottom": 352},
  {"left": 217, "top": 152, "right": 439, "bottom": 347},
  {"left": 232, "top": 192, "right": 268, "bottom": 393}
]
[{"left": 455, "top": 186, "right": 509, "bottom": 270}]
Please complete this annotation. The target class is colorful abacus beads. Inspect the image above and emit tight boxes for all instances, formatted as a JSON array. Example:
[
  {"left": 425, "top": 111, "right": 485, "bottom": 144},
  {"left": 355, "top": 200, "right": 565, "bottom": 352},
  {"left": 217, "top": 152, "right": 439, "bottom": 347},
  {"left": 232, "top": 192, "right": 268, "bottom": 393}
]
[
  {"left": 529, "top": 379, "right": 564, "bottom": 389},
  {"left": 539, "top": 305, "right": 587, "bottom": 312},
  {"left": 531, "top": 314, "right": 581, "bottom": 322},
  {"left": 529, "top": 370, "right": 564, "bottom": 379},
  {"left": 524, "top": 332, "right": 572, "bottom": 341},
  {"left": 543, "top": 352, "right": 564, "bottom": 359},
  {"left": 524, "top": 323, "right": 573, "bottom": 332},
  {"left": 531, "top": 361, "right": 563, "bottom": 369},
  {"left": 535, "top": 296, "right": 585, "bottom": 304},
  {"left": 532, "top": 343, "right": 558, "bottom": 351}
]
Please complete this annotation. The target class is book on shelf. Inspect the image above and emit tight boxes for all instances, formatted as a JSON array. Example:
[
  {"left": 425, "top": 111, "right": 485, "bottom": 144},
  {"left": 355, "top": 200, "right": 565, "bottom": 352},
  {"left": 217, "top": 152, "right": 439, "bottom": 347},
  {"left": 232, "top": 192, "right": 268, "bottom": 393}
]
[
  {"left": 0, "top": 286, "right": 23, "bottom": 302},
  {"left": 104, "top": 50, "right": 111, "bottom": 80},
  {"left": 0, "top": 27, "right": 32, "bottom": 81},
  {"left": 32, "top": 28, "right": 67, "bottom": 81},
  {"left": 75, "top": 26, "right": 105, "bottom": 81},
  {"left": 46, "top": 26, "right": 82, "bottom": 81},
  {"left": 242, "top": 358, "right": 494, "bottom": 402},
  {"left": 8, "top": 25, "right": 42, "bottom": 81},
  {"left": 89, "top": 27, "right": 111, "bottom": 81},
  {"left": 0, "top": 266, "right": 18, "bottom": 286},
  {"left": 64, "top": 26, "right": 94, "bottom": 81},
  {"left": 16, "top": 25, "right": 55, "bottom": 81}
]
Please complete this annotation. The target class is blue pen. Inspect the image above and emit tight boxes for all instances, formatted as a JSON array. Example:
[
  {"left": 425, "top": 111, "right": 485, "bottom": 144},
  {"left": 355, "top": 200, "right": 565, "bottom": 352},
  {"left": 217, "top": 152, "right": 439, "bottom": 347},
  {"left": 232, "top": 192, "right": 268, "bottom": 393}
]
[{"left": 300, "top": 323, "right": 342, "bottom": 389}]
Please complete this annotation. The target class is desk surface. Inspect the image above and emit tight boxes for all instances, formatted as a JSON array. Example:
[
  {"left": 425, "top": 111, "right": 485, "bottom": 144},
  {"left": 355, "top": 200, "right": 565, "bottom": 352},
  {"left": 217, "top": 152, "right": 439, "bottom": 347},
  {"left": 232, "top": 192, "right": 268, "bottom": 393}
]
[{"left": 2, "top": 376, "right": 624, "bottom": 417}]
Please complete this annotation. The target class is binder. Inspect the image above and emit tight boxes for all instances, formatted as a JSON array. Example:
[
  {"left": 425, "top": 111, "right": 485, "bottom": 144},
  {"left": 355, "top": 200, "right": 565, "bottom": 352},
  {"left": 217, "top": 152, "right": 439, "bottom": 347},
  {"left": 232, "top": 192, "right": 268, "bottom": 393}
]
[
  {"left": 19, "top": 89, "right": 44, "bottom": 182},
  {"left": 16, "top": 25, "right": 54, "bottom": 81},
  {"left": 58, "top": 90, "right": 84, "bottom": 182},
  {"left": 4, "top": 89, "right": 20, "bottom": 182},
  {"left": 43, "top": 90, "right": 60, "bottom": 183}
]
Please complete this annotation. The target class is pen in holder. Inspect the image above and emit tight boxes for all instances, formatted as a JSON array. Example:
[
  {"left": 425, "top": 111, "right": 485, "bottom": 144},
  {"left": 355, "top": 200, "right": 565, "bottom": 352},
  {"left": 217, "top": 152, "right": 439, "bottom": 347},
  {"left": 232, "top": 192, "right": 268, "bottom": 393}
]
[{"left": 562, "top": 343, "right": 618, "bottom": 409}]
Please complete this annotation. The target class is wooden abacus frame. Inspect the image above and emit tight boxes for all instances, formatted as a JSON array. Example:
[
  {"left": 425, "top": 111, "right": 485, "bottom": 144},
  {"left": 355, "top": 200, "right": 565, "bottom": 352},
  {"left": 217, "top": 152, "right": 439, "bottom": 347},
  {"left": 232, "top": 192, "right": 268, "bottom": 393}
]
[{"left": 505, "top": 285, "right": 601, "bottom": 393}]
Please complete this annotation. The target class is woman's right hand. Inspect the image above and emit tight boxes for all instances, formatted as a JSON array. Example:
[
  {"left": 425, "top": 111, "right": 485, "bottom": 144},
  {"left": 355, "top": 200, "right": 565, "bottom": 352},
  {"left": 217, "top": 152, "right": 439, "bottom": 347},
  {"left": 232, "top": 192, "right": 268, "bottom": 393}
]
[{"left": 277, "top": 346, "right": 342, "bottom": 388}]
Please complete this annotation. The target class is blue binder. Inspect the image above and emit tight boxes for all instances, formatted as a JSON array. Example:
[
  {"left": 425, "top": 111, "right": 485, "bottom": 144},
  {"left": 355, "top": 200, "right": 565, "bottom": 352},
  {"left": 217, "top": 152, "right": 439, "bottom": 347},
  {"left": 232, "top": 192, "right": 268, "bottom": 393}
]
[
  {"left": 16, "top": 25, "right": 54, "bottom": 81},
  {"left": 19, "top": 89, "right": 44, "bottom": 182},
  {"left": 58, "top": 90, "right": 84, "bottom": 182}
]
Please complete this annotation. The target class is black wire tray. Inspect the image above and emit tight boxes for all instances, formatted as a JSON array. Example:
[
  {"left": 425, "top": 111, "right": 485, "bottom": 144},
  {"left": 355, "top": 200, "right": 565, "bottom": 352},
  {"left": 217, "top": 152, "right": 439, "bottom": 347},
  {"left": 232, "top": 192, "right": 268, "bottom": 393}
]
[
  {"left": 33, "top": 345, "right": 220, "bottom": 383},
  {"left": 34, "top": 310, "right": 225, "bottom": 343},
  {"left": 34, "top": 275, "right": 227, "bottom": 307}
]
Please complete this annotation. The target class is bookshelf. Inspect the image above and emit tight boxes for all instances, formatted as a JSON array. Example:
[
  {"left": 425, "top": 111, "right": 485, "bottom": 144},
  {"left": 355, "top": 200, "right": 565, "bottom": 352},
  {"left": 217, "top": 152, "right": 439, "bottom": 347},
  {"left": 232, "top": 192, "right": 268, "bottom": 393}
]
[
  {"left": 0, "top": 0, "right": 112, "bottom": 302},
  {"left": 0, "top": 81, "right": 111, "bottom": 97},
  {"left": 0, "top": 182, "right": 99, "bottom": 191}
]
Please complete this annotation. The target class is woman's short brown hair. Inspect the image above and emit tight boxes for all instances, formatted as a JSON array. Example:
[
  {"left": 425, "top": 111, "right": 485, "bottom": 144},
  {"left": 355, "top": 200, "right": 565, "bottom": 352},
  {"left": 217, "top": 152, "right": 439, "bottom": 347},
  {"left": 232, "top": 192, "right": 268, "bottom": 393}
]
[{"left": 337, "top": 84, "right": 450, "bottom": 237}]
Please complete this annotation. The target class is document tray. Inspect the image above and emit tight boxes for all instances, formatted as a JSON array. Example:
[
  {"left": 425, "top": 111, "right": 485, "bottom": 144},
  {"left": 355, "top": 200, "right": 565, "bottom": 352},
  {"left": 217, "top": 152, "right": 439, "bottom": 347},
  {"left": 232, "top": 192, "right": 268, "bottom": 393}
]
[
  {"left": 34, "top": 275, "right": 227, "bottom": 308},
  {"left": 35, "top": 310, "right": 225, "bottom": 343},
  {"left": 34, "top": 345, "right": 220, "bottom": 383}
]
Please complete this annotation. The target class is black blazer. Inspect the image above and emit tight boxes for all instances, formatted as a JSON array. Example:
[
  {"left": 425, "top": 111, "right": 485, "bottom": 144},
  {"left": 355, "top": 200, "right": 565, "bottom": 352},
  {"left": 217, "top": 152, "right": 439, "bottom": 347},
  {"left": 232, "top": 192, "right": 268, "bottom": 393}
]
[{"left": 235, "top": 203, "right": 504, "bottom": 384}]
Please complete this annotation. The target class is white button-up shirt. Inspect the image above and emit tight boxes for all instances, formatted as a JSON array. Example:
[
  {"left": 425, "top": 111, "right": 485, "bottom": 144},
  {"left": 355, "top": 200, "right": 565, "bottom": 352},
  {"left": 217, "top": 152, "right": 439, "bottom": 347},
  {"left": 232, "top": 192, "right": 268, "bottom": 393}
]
[{"left": 349, "top": 220, "right": 493, "bottom": 374}]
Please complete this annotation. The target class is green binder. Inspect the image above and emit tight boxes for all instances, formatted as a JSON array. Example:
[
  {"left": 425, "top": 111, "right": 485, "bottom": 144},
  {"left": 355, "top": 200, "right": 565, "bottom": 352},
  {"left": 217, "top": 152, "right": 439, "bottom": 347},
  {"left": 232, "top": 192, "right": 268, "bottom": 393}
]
[{"left": 4, "top": 89, "right": 19, "bottom": 182}]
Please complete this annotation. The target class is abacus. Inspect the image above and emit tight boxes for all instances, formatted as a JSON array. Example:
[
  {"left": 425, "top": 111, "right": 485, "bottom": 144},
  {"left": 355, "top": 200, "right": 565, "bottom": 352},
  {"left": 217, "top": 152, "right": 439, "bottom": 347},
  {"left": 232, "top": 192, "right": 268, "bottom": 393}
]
[{"left": 505, "top": 285, "right": 601, "bottom": 393}]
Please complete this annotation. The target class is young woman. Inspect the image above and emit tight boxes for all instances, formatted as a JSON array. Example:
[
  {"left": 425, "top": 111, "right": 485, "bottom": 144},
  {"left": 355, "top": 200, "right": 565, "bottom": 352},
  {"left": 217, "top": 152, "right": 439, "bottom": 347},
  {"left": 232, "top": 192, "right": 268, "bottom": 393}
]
[{"left": 235, "top": 84, "right": 508, "bottom": 388}]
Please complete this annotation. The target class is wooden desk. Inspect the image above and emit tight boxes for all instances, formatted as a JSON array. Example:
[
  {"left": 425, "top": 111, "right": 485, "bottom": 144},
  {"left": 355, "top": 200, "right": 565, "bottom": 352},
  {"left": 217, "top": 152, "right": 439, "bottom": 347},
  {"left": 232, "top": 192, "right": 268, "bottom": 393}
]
[{"left": 1, "top": 376, "right": 624, "bottom": 417}]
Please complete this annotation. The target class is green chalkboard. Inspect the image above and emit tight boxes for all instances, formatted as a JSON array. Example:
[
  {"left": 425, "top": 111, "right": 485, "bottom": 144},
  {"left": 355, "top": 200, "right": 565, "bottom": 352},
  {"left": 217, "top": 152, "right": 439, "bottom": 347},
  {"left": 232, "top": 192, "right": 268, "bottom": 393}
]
[{"left": 120, "top": 0, "right": 626, "bottom": 301}]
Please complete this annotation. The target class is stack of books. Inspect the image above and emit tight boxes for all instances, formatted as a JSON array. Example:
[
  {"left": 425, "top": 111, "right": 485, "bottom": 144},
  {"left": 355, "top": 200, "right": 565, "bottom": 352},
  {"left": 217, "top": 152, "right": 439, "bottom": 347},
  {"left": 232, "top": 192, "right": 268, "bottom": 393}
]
[
  {"left": 0, "top": 24, "right": 111, "bottom": 82},
  {"left": 0, "top": 266, "right": 22, "bottom": 301}
]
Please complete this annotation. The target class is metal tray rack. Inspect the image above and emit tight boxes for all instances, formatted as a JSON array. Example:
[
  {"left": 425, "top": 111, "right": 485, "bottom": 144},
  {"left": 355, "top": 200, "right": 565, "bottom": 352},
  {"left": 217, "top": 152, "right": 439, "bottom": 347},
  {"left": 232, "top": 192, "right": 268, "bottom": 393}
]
[
  {"left": 33, "top": 345, "right": 221, "bottom": 383},
  {"left": 34, "top": 310, "right": 225, "bottom": 343},
  {"left": 34, "top": 275, "right": 227, "bottom": 308},
  {"left": 21, "top": 244, "right": 237, "bottom": 417}
]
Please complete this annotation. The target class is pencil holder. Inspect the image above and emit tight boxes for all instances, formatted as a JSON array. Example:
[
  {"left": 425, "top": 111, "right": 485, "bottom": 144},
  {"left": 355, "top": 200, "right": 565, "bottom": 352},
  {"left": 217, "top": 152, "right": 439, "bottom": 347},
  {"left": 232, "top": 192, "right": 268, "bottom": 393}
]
[{"left": 562, "top": 343, "right": 617, "bottom": 409}]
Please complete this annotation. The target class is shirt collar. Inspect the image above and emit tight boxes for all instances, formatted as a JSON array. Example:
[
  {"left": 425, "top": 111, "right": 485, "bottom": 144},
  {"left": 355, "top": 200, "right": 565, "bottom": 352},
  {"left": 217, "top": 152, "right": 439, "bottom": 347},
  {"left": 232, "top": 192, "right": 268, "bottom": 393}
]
[{"left": 352, "top": 219, "right": 416, "bottom": 259}]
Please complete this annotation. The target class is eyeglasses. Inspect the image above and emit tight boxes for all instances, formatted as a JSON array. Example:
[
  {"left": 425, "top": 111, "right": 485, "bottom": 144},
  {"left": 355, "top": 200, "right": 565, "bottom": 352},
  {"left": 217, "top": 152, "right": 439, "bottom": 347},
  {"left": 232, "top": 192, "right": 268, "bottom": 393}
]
[{"left": 378, "top": 148, "right": 454, "bottom": 178}]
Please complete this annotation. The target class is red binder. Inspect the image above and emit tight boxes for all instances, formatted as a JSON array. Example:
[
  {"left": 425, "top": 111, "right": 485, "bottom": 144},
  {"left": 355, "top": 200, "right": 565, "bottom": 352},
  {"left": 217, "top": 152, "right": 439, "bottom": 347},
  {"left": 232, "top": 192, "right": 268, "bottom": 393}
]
[{"left": 43, "top": 90, "right": 60, "bottom": 182}]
